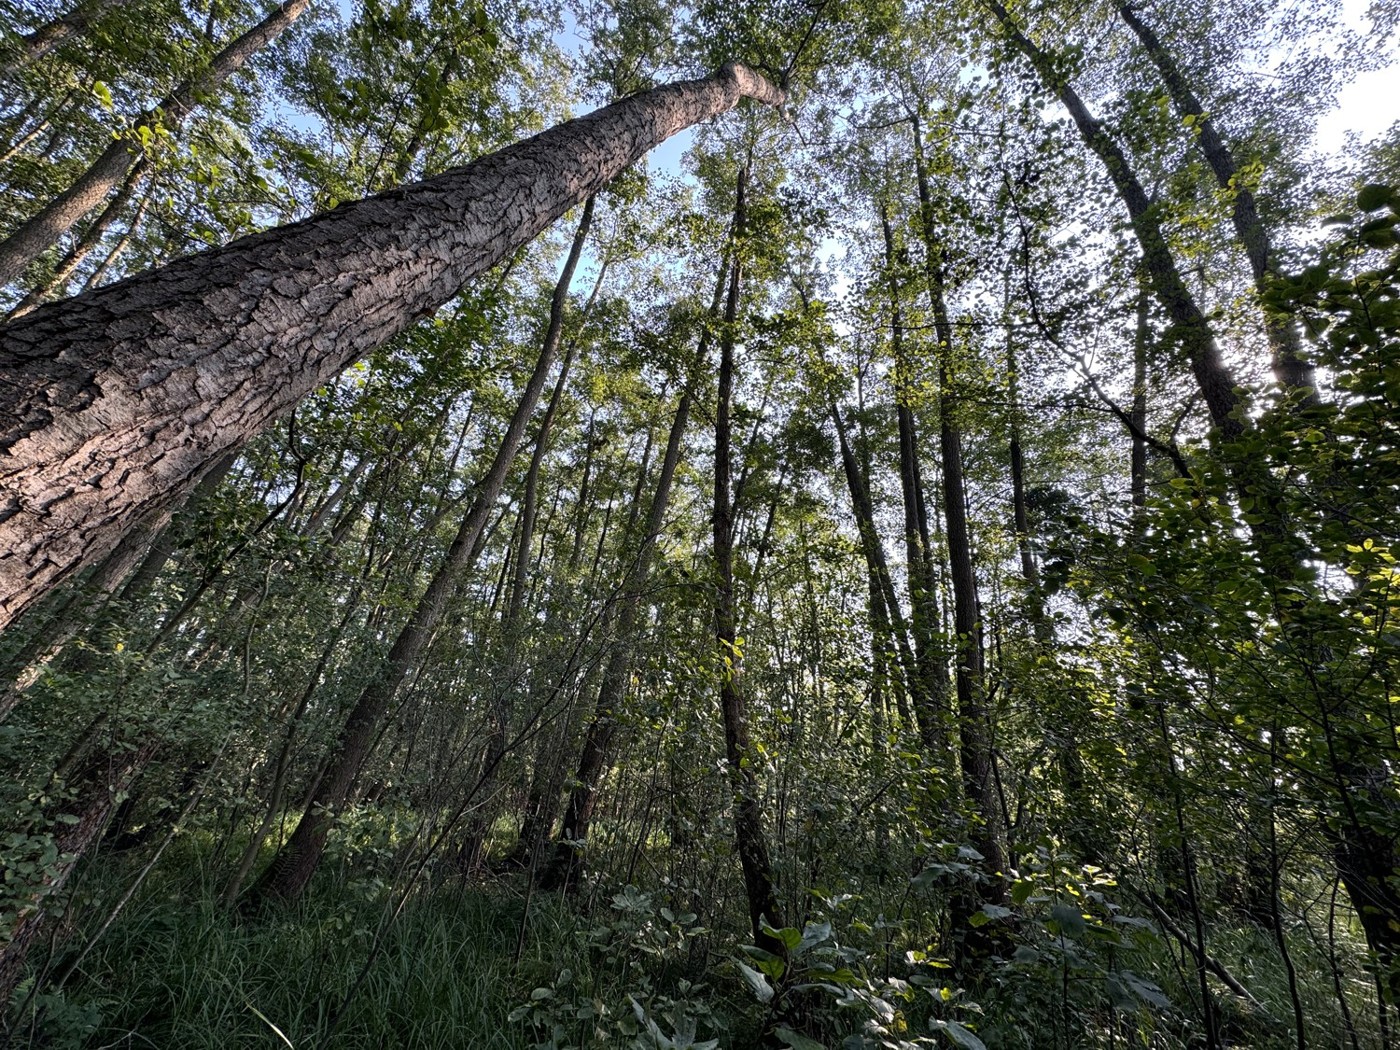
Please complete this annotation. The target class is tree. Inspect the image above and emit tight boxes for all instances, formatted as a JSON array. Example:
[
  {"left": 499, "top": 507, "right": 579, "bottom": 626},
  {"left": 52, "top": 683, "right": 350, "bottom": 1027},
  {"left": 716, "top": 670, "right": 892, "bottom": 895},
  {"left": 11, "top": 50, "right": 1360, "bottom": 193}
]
[
  {"left": 2, "top": 2, "right": 1398, "bottom": 1044},
  {"left": 0, "top": 0, "right": 316, "bottom": 285},
  {"left": 710, "top": 163, "right": 785, "bottom": 951},
  {"left": 249, "top": 196, "right": 597, "bottom": 902},
  {"left": 0, "top": 0, "right": 140, "bottom": 80},
  {"left": 0, "top": 62, "right": 785, "bottom": 633}
]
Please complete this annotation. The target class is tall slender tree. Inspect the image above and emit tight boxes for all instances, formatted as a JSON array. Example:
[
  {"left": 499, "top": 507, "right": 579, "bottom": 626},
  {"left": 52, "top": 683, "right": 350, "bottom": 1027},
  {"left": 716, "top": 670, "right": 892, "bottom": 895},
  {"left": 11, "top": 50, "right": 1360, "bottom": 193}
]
[
  {"left": 250, "top": 197, "right": 597, "bottom": 903},
  {"left": 0, "top": 0, "right": 315, "bottom": 285}
]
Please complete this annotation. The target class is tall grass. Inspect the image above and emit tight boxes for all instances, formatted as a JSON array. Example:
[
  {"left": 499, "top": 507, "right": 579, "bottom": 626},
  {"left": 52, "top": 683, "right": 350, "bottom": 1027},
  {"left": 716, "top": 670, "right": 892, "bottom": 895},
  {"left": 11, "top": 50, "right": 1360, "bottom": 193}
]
[
  {"left": 10, "top": 846, "right": 588, "bottom": 1048},
  {"left": 4, "top": 823, "right": 1389, "bottom": 1049}
]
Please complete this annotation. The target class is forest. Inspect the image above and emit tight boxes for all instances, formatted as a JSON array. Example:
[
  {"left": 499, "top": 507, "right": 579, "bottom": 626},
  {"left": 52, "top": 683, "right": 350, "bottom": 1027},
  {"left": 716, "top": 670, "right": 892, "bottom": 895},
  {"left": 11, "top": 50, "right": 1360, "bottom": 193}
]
[{"left": 0, "top": 0, "right": 1398, "bottom": 1045}]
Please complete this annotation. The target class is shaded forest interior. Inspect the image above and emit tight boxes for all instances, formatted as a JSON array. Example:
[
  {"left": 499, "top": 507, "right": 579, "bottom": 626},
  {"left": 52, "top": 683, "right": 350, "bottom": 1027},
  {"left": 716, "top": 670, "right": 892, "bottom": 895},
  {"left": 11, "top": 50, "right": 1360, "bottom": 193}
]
[{"left": 1, "top": 0, "right": 1400, "bottom": 1046}]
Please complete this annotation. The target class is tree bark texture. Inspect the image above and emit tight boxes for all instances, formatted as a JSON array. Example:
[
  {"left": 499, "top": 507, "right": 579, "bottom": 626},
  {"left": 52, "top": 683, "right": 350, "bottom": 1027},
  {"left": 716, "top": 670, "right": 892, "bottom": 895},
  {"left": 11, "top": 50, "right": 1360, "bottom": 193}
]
[
  {"left": 0, "top": 64, "right": 784, "bottom": 632},
  {"left": 249, "top": 198, "right": 597, "bottom": 904}
]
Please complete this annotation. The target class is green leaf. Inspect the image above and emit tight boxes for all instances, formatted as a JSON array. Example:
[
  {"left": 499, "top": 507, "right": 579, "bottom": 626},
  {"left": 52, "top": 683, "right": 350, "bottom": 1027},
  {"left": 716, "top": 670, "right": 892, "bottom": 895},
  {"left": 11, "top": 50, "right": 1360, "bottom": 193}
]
[
  {"left": 737, "top": 961, "right": 774, "bottom": 1003},
  {"left": 1126, "top": 553, "right": 1156, "bottom": 575},
  {"left": 933, "top": 1019, "right": 987, "bottom": 1049},
  {"left": 774, "top": 1026, "right": 825, "bottom": 1050},
  {"left": 797, "top": 921, "right": 832, "bottom": 955},
  {"left": 761, "top": 921, "right": 803, "bottom": 951},
  {"left": 1358, "top": 184, "right": 1393, "bottom": 211},
  {"left": 1120, "top": 970, "right": 1173, "bottom": 1010},
  {"left": 1049, "top": 902, "right": 1087, "bottom": 937}
]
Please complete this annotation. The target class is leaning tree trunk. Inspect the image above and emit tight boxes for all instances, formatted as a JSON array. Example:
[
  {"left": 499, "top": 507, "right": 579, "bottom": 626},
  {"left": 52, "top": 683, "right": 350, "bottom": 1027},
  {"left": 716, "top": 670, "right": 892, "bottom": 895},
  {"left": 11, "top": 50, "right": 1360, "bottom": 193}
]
[
  {"left": 0, "top": 0, "right": 138, "bottom": 80},
  {"left": 0, "top": 451, "right": 234, "bottom": 720},
  {"left": 0, "top": 64, "right": 785, "bottom": 633},
  {"left": 248, "top": 199, "right": 597, "bottom": 905},
  {"left": 0, "top": 0, "right": 314, "bottom": 287},
  {"left": 1115, "top": 0, "right": 1313, "bottom": 396}
]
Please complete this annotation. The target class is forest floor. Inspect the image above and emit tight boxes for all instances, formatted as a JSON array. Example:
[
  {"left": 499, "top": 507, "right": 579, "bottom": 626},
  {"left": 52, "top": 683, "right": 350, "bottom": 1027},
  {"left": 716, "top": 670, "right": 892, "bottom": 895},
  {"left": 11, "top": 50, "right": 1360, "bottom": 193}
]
[{"left": 2, "top": 817, "right": 1386, "bottom": 1050}]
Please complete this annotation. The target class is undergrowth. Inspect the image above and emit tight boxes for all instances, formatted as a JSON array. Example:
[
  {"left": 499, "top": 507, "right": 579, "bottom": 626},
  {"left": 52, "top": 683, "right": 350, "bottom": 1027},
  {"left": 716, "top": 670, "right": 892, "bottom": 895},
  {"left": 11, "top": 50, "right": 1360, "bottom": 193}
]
[{"left": 1, "top": 828, "right": 1387, "bottom": 1050}]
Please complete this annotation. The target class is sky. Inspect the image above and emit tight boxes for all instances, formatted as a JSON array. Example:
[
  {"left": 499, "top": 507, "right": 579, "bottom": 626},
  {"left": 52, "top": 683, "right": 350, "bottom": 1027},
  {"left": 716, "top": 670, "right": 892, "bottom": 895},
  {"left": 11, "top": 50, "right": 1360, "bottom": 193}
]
[
  {"left": 1314, "top": 0, "right": 1400, "bottom": 155},
  {"left": 620, "top": 0, "right": 1400, "bottom": 178}
]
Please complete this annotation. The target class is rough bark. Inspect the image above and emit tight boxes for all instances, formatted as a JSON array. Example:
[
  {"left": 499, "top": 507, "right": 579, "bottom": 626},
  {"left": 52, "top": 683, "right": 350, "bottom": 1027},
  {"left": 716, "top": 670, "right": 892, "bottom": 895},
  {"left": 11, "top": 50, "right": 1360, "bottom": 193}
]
[
  {"left": 0, "top": 0, "right": 313, "bottom": 286},
  {"left": 0, "top": 63, "right": 784, "bottom": 632},
  {"left": 249, "top": 198, "right": 597, "bottom": 904},
  {"left": 0, "top": 450, "right": 233, "bottom": 719}
]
